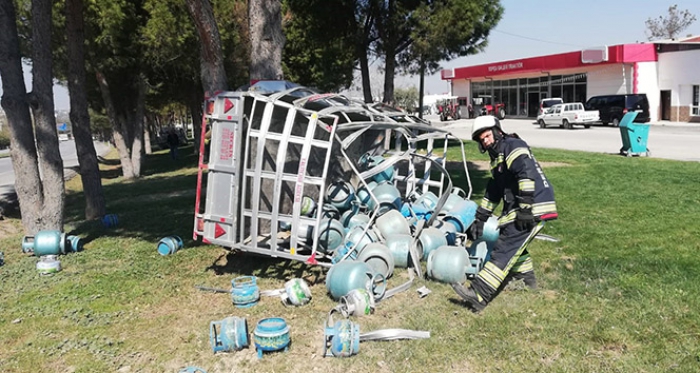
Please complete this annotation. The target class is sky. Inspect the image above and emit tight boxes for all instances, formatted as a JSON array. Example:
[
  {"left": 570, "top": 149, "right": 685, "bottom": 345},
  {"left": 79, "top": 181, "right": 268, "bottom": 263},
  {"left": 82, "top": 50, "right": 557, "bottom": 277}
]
[
  {"left": 2, "top": 0, "right": 700, "bottom": 109},
  {"left": 410, "top": 0, "right": 700, "bottom": 95}
]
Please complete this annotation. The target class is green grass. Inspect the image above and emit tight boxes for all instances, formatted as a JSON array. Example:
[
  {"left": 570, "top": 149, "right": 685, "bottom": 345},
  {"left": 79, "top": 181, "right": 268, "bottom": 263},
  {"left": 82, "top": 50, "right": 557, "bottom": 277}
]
[{"left": 1, "top": 143, "right": 700, "bottom": 372}]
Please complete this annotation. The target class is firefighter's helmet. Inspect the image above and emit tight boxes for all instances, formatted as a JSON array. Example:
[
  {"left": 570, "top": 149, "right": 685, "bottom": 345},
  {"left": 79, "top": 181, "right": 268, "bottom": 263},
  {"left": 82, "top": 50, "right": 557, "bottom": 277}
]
[{"left": 471, "top": 115, "right": 502, "bottom": 141}]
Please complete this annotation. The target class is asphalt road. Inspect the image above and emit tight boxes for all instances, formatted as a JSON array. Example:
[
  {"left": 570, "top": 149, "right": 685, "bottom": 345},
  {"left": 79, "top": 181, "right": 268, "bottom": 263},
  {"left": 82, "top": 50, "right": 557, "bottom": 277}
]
[
  {"left": 427, "top": 116, "right": 700, "bottom": 162},
  {"left": 0, "top": 140, "right": 111, "bottom": 213}
]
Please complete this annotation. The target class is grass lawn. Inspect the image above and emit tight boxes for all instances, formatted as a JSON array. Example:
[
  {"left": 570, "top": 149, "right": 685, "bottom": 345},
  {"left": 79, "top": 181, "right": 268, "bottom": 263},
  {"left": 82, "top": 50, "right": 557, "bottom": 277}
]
[{"left": 1, "top": 142, "right": 699, "bottom": 373}]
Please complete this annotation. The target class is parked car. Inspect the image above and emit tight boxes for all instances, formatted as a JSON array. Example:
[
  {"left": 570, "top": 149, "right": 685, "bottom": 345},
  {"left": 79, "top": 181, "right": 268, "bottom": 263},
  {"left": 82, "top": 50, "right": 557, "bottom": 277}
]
[
  {"left": 584, "top": 94, "right": 650, "bottom": 126},
  {"left": 538, "top": 103, "right": 599, "bottom": 129},
  {"left": 538, "top": 98, "right": 563, "bottom": 117}
]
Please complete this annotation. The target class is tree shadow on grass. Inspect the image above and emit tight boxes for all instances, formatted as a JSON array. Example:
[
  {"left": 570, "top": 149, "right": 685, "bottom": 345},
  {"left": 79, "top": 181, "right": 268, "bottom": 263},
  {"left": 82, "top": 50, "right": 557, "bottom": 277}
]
[{"left": 205, "top": 250, "right": 326, "bottom": 285}]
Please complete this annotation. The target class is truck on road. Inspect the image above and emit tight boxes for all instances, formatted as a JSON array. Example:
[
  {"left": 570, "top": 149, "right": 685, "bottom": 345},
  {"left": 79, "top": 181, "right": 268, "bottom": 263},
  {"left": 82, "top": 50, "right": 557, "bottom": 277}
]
[{"left": 537, "top": 102, "right": 599, "bottom": 129}]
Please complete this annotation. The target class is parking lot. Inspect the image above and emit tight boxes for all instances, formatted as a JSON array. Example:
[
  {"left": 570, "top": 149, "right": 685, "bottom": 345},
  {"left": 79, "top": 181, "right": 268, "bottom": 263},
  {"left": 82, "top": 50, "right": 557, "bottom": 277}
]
[{"left": 427, "top": 116, "right": 700, "bottom": 162}]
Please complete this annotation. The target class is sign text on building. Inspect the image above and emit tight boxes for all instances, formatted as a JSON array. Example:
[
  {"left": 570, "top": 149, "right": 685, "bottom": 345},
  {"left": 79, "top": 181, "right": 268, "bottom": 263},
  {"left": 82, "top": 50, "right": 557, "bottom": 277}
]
[{"left": 487, "top": 62, "right": 524, "bottom": 72}]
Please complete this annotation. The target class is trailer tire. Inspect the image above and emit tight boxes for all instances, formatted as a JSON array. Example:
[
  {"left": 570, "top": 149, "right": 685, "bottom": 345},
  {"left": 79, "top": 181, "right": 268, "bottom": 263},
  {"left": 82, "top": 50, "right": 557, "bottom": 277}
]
[{"left": 498, "top": 107, "right": 506, "bottom": 120}]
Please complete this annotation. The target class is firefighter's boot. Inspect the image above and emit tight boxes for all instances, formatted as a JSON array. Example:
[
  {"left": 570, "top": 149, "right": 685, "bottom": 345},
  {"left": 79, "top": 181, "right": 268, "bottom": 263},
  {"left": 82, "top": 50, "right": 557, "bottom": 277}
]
[{"left": 451, "top": 283, "right": 488, "bottom": 313}]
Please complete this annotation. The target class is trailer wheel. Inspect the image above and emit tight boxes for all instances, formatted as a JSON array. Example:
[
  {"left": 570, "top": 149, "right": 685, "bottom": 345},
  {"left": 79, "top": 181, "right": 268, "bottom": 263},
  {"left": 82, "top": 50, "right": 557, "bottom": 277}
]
[{"left": 498, "top": 107, "right": 506, "bottom": 120}]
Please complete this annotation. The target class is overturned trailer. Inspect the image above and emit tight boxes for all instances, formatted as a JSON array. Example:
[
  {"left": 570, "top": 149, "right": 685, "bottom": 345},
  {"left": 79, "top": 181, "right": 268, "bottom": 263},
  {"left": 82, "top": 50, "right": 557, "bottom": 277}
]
[{"left": 193, "top": 85, "right": 480, "bottom": 276}]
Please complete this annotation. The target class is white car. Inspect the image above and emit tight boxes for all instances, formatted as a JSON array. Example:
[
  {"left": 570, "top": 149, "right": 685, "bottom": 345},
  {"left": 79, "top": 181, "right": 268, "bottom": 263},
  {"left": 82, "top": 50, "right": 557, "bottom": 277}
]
[
  {"left": 538, "top": 98, "right": 563, "bottom": 117},
  {"left": 538, "top": 103, "right": 599, "bottom": 129}
]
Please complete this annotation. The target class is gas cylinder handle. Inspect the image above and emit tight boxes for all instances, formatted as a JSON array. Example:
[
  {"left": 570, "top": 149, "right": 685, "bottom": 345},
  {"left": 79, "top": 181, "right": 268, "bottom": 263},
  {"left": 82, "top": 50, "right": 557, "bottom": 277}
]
[
  {"left": 369, "top": 272, "right": 387, "bottom": 300},
  {"left": 452, "top": 187, "right": 467, "bottom": 198}
]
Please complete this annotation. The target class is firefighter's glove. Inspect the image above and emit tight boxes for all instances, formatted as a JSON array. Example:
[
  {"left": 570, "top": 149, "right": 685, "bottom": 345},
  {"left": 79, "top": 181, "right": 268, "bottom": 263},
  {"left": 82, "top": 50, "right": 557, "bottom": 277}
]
[
  {"left": 515, "top": 208, "right": 536, "bottom": 231},
  {"left": 468, "top": 220, "right": 485, "bottom": 241},
  {"left": 468, "top": 207, "right": 491, "bottom": 241}
]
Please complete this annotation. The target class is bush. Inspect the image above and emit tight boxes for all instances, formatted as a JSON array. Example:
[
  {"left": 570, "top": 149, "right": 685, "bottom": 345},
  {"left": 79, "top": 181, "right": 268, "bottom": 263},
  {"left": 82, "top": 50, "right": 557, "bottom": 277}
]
[{"left": 0, "top": 127, "right": 10, "bottom": 149}]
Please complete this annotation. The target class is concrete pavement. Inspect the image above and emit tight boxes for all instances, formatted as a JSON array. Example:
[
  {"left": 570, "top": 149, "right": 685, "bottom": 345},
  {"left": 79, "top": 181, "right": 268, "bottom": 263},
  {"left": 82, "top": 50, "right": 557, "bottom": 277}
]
[{"left": 425, "top": 115, "right": 700, "bottom": 162}]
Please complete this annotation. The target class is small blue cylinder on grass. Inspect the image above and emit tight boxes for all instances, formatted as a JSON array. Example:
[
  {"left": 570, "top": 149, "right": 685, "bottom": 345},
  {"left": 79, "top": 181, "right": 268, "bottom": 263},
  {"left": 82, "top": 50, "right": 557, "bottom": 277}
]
[
  {"left": 157, "top": 235, "right": 183, "bottom": 256},
  {"left": 102, "top": 214, "right": 119, "bottom": 228},
  {"left": 66, "top": 235, "right": 84, "bottom": 252},
  {"left": 231, "top": 276, "right": 260, "bottom": 308},
  {"left": 209, "top": 316, "right": 249, "bottom": 353}
]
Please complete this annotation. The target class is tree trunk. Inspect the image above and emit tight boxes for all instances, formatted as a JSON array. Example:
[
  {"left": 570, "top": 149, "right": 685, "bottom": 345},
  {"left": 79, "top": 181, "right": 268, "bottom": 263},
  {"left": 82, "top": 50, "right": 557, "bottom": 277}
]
[
  {"left": 0, "top": 0, "right": 45, "bottom": 233},
  {"left": 184, "top": 0, "right": 228, "bottom": 94},
  {"left": 66, "top": 0, "right": 105, "bottom": 220},
  {"left": 29, "top": 0, "right": 65, "bottom": 230},
  {"left": 96, "top": 70, "right": 135, "bottom": 179},
  {"left": 144, "top": 118, "right": 152, "bottom": 155},
  {"left": 383, "top": 49, "right": 396, "bottom": 104},
  {"left": 359, "top": 50, "right": 373, "bottom": 103},
  {"left": 129, "top": 74, "right": 146, "bottom": 177},
  {"left": 249, "top": 0, "right": 285, "bottom": 81},
  {"left": 418, "top": 60, "right": 425, "bottom": 119},
  {"left": 189, "top": 91, "right": 203, "bottom": 155}
]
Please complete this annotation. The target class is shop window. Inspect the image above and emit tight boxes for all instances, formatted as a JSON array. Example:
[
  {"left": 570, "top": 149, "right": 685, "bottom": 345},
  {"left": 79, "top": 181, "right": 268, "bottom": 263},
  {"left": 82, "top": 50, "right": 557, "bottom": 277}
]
[
  {"left": 552, "top": 85, "right": 562, "bottom": 98},
  {"left": 692, "top": 85, "right": 699, "bottom": 116}
]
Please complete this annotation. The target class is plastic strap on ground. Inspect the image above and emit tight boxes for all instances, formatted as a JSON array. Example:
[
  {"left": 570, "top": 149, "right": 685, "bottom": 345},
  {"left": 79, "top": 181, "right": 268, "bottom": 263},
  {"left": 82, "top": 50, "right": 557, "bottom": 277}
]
[{"left": 359, "top": 329, "right": 430, "bottom": 342}]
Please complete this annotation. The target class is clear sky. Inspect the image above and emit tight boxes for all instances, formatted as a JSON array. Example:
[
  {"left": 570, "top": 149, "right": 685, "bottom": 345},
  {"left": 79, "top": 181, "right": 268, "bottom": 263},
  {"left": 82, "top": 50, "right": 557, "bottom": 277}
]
[
  {"left": 2, "top": 0, "right": 700, "bottom": 109},
  {"left": 411, "top": 0, "right": 700, "bottom": 95}
]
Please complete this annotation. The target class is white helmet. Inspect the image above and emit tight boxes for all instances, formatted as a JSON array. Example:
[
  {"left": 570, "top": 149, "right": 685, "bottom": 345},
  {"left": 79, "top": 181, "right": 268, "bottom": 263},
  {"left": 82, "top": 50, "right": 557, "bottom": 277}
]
[{"left": 471, "top": 115, "right": 502, "bottom": 141}]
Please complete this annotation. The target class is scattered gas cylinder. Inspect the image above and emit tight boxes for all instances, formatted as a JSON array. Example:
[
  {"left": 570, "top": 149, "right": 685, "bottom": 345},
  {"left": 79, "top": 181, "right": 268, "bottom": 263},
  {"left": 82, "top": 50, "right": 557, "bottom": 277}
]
[
  {"left": 466, "top": 239, "right": 491, "bottom": 277},
  {"left": 157, "top": 235, "right": 183, "bottom": 256},
  {"left": 340, "top": 288, "right": 375, "bottom": 317},
  {"left": 413, "top": 190, "right": 439, "bottom": 211},
  {"left": 482, "top": 215, "right": 500, "bottom": 244},
  {"left": 102, "top": 214, "right": 119, "bottom": 228},
  {"left": 209, "top": 316, "right": 249, "bottom": 353},
  {"left": 231, "top": 276, "right": 260, "bottom": 308},
  {"left": 316, "top": 218, "right": 345, "bottom": 254},
  {"left": 443, "top": 199, "right": 478, "bottom": 233},
  {"left": 384, "top": 234, "right": 421, "bottom": 268},
  {"left": 344, "top": 212, "right": 370, "bottom": 231},
  {"left": 426, "top": 245, "right": 469, "bottom": 283},
  {"left": 36, "top": 255, "right": 62, "bottom": 275},
  {"left": 366, "top": 182, "right": 401, "bottom": 214},
  {"left": 0, "top": 252, "right": 4, "bottom": 266},
  {"left": 360, "top": 154, "right": 395, "bottom": 183},
  {"left": 280, "top": 278, "right": 312, "bottom": 306},
  {"left": 22, "top": 230, "right": 67, "bottom": 256},
  {"left": 374, "top": 209, "right": 411, "bottom": 239},
  {"left": 440, "top": 187, "right": 468, "bottom": 213},
  {"left": 355, "top": 242, "right": 394, "bottom": 279},
  {"left": 320, "top": 204, "right": 341, "bottom": 220},
  {"left": 66, "top": 235, "right": 84, "bottom": 252},
  {"left": 324, "top": 317, "right": 360, "bottom": 358},
  {"left": 355, "top": 181, "right": 378, "bottom": 206},
  {"left": 326, "top": 180, "right": 355, "bottom": 211},
  {"left": 253, "top": 317, "right": 291, "bottom": 359},
  {"left": 418, "top": 227, "right": 448, "bottom": 261},
  {"left": 343, "top": 224, "right": 379, "bottom": 253},
  {"left": 325, "top": 260, "right": 386, "bottom": 300},
  {"left": 300, "top": 196, "right": 317, "bottom": 216},
  {"left": 179, "top": 367, "right": 207, "bottom": 373}
]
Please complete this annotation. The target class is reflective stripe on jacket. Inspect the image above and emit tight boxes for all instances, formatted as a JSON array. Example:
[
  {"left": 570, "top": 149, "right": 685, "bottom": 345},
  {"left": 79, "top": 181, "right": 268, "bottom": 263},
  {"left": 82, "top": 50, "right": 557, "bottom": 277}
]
[{"left": 479, "top": 136, "right": 557, "bottom": 225}]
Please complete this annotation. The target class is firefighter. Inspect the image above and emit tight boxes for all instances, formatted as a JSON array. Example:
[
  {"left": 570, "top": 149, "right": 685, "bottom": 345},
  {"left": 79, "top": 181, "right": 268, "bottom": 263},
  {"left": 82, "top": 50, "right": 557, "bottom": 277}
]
[{"left": 452, "top": 115, "right": 558, "bottom": 312}]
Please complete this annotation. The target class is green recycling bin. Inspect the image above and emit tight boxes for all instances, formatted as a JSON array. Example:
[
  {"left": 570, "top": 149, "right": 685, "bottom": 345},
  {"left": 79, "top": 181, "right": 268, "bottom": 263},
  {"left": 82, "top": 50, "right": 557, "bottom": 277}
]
[{"left": 619, "top": 112, "right": 650, "bottom": 157}]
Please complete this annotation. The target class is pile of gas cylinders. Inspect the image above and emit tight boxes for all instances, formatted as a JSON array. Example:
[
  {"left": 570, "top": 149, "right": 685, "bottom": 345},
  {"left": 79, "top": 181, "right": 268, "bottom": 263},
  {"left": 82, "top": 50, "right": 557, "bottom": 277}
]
[{"left": 283, "top": 152, "right": 500, "bottom": 286}]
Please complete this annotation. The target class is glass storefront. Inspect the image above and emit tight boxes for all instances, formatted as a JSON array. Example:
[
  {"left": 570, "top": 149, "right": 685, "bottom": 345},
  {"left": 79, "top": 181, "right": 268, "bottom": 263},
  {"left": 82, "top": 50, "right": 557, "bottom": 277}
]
[{"left": 470, "top": 73, "right": 587, "bottom": 118}]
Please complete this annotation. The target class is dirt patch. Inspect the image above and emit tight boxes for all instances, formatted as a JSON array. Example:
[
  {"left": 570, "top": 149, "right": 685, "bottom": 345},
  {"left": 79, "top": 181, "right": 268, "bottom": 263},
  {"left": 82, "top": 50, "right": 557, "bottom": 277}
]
[{"left": 0, "top": 218, "right": 22, "bottom": 241}]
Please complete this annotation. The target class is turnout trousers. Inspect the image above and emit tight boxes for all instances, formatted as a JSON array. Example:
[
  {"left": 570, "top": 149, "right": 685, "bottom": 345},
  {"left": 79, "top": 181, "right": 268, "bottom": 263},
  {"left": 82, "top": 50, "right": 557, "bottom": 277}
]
[{"left": 470, "top": 221, "right": 545, "bottom": 304}]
